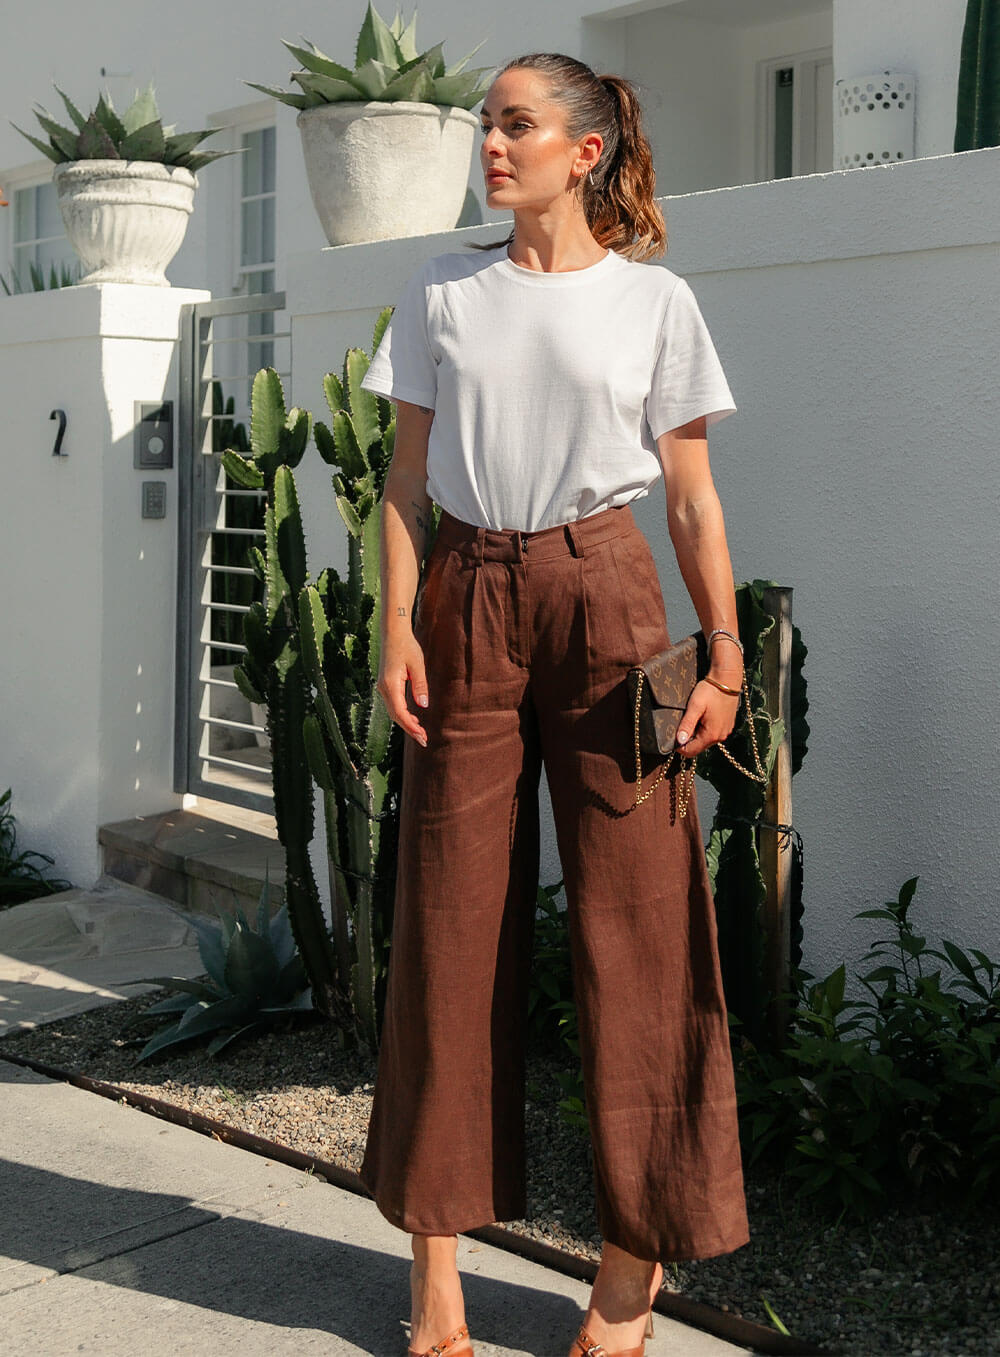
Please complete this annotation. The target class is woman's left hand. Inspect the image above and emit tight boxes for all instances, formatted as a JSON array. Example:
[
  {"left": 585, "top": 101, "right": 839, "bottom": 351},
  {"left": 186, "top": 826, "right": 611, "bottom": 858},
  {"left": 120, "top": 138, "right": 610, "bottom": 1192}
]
[{"left": 676, "top": 681, "right": 741, "bottom": 758}]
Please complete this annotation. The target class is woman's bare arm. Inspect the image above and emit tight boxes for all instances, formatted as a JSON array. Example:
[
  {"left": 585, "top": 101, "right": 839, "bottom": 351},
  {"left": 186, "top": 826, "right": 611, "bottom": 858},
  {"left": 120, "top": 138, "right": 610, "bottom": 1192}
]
[
  {"left": 377, "top": 399, "right": 435, "bottom": 746},
  {"left": 656, "top": 415, "right": 742, "bottom": 757}
]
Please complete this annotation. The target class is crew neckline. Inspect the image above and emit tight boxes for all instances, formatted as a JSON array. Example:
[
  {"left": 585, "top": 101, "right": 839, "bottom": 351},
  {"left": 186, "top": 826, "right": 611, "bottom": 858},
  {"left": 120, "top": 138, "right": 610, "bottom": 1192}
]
[{"left": 494, "top": 246, "right": 619, "bottom": 285}]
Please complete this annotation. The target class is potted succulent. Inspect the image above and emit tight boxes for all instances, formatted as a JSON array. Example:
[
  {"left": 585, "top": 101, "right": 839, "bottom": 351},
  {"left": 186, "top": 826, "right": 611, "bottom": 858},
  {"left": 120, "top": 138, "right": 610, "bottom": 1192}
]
[
  {"left": 247, "top": 3, "right": 492, "bottom": 245},
  {"left": 12, "top": 84, "right": 234, "bottom": 286}
]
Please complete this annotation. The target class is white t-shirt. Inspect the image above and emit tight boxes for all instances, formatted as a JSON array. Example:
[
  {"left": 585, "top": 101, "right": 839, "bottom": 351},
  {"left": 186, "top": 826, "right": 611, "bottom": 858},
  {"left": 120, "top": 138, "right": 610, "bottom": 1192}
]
[{"left": 360, "top": 244, "right": 736, "bottom": 532}]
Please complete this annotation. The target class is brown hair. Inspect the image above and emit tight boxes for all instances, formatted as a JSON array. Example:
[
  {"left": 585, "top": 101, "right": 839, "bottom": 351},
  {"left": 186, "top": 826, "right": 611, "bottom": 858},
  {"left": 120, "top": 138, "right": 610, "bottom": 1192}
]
[{"left": 472, "top": 52, "right": 666, "bottom": 260}]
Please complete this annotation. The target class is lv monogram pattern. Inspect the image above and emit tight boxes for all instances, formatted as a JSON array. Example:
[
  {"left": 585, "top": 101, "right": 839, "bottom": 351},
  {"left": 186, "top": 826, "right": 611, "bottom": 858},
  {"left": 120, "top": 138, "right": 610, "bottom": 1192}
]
[{"left": 628, "top": 631, "right": 709, "bottom": 759}]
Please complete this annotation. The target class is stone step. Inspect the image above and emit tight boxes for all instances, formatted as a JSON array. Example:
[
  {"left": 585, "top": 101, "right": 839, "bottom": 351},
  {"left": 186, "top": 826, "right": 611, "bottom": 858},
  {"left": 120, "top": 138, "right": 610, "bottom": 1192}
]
[{"left": 99, "top": 804, "right": 286, "bottom": 920}]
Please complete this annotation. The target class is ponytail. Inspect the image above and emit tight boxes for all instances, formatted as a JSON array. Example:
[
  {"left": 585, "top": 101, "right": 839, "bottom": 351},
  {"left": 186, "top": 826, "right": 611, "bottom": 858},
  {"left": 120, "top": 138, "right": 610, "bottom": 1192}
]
[
  {"left": 470, "top": 54, "right": 666, "bottom": 260},
  {"left": 589, "top": 74, "right": 666, "bottom": 260}
]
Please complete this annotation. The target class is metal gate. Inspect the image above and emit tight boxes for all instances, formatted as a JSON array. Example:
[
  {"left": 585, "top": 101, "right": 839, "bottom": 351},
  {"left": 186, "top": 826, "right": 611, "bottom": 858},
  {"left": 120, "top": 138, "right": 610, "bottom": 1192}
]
[{"left": 174, "top": 291, "right": 288, "bottom": 813}]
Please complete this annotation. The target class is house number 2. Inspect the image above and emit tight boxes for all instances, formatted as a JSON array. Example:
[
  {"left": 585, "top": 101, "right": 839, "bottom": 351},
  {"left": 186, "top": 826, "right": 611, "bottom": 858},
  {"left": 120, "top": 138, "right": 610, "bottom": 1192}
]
[{"left": 50, "top": 408, "right": 68, "bottom": 457}]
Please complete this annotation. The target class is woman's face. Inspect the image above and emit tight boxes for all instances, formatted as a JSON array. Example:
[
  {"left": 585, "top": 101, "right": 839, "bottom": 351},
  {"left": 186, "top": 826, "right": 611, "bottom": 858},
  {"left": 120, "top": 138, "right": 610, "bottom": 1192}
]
[{"left": 479, "top": 68, "right": 601, "bottom": 211}]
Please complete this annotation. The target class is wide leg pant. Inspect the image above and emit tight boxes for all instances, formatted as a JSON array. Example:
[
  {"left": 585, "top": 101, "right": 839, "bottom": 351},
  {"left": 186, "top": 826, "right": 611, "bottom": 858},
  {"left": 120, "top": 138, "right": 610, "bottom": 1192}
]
[{"left": 359, "top": 503, "right": 750, "bottom": 1262}]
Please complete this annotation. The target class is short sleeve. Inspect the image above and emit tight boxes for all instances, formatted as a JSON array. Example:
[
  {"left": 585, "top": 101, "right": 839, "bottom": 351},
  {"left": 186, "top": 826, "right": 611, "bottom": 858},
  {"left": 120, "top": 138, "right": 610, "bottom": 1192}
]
[
  {"left": 645, "top": 277, "right": 737, "bottom": 440},
  {"left": 359, "top": 261, "right": 438, "bottom": 408}
]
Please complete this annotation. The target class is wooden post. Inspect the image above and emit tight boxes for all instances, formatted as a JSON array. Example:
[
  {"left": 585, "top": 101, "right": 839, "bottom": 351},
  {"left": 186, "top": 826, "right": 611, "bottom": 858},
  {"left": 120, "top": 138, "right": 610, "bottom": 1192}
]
[{"left": 760, "top": 587, "right": 794, "bottom": 1047}]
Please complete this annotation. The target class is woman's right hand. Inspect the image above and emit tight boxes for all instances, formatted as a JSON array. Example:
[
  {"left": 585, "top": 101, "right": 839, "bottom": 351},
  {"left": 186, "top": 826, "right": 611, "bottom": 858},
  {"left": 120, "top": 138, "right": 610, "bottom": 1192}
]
[{"left": 378, "top": 628, "right": 429, "bottom": 747}]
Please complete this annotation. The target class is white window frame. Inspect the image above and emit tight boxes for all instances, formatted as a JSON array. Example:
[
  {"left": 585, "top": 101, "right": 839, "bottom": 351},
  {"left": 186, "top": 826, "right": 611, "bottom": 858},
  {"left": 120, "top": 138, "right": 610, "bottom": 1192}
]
[
  {"left": 235, "top": 122, "right": 277, "bottom": 297},
  {"left": 1, "top": 163, "right": 76, "bottom": 290},
  {"left": 755, "top": 46, "right": 833, "bottom": 182},
  {"left": 203, "top": 100, "right": 277, "bottom": 298}
]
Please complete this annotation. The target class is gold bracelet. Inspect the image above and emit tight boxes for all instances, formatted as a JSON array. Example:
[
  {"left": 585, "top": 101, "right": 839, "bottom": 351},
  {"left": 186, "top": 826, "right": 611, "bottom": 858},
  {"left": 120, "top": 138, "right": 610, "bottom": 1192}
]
[{"left": 703, "top": 674, "right": 741, "bottom": 696}]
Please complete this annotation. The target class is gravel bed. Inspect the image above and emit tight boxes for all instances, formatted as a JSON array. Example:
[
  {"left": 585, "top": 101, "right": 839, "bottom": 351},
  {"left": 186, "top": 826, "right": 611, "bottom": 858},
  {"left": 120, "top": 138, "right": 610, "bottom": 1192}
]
[{"left": 4, "top": 990, "right": 999, "bottom": 1357}]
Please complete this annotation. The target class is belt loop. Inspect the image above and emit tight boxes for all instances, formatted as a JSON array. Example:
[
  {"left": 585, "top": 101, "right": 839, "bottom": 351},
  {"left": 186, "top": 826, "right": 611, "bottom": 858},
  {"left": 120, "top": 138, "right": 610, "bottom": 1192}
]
[
  {"left": 564, "top": 520, "right": 586, "bottom": 558},
  {"left": 473, "top": 525, "right": 485, "bottom": 566}
]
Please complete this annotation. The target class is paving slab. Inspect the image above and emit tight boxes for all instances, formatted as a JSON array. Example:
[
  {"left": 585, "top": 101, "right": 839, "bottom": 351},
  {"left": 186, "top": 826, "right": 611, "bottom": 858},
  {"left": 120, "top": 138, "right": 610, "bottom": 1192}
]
[
  {"left": 0, "top": 1058, "right": 749, "bottom": 1356},
  {"left": 0, "top": 878, "right": 754, "bottom": 1355},
  {"left": 0, "top": 880, "right": 207, "bottom": 1033}
]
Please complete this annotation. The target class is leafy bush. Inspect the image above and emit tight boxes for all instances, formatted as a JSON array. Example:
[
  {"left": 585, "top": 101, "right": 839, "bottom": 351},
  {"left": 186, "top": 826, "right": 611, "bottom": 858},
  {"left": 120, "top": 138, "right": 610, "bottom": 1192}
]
[
  {"left": 735, "top": 878, "right": 1000, "bottom": 1218},
  {"left": 121, "top": 879, "right": 315, "bottom": 1061},
  {"left": 0, "top": 787, "right": 73, "bottom": 908},
  {"left": 528, "top": 880, "right": 571, "bottom": 1047},
  {"left": 527, "top": 881, "right": 590, "bottom": 1130}
]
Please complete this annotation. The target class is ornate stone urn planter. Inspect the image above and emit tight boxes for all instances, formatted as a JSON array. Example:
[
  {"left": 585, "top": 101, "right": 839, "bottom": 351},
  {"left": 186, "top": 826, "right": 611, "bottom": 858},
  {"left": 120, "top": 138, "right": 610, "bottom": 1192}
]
[
  {"left": 297, "top": 100, "right": 479, "bottom": 246},
  {"left": 14, "top": 81, "right": 233, "bottom": 286},
  {"left": 52, "top": 160, "right": 197, "bottom": 286}
]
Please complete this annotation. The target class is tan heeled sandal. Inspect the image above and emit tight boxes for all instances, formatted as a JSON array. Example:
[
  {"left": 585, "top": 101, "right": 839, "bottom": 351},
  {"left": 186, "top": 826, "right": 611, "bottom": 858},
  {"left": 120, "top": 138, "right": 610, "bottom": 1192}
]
[
  {"left": 570, "top": 1261, "right": 660, "bottom": 1357},
  {"left": 569, "top": 1311, "right": 653, "bottom": 1357},
  {"left": 407, "top": 1321, "right": 474, "bottom": 1357}
]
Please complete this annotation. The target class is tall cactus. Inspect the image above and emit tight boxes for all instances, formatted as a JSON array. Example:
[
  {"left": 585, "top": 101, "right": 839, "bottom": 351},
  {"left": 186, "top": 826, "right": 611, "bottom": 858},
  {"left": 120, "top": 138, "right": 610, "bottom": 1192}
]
[
  {"left": 221, "top": 369, "right": 346, "bottom": 1024},
  {"left": 299, "top": 308, "right": 404, "bottom": 1053},
  {"left": 700, "top": 580, "right": 809, "bottom": 1050}
]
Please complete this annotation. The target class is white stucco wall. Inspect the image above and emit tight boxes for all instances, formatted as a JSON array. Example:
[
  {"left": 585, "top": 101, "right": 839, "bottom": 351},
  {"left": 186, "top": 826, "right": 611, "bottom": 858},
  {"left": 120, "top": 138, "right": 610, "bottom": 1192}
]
[
  {"left": 0, "top": 1, "right": 973, "bottom": 298},
  {"left": 0, "top": 285, "right": 209, "bottom": 886},
  {"left": 621, "top": 9, "right": 743, "bottom": 195},
  {"left": 0, "top": 0, "right": 992, "bottom": 973},
  {"left": 285, "top": 144, "right": 1000, "bottom": 982}
]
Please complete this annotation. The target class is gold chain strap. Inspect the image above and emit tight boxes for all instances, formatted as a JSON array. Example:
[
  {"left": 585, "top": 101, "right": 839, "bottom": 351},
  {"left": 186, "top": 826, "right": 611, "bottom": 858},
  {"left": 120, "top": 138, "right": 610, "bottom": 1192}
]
[{"left": 632, "top": 664, "right": 769, "bottom": 816}]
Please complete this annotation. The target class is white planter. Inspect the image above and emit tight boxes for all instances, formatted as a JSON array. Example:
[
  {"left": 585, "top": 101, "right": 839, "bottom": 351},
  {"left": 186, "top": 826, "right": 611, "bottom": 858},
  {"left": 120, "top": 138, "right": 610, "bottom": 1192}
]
[
  {"left": 297, "top": 100, "right": 479, "bottom": 246},
  {"left": 52, "top": 160, "right": 197, "bottom": 286},
  {"left": 834, "top": 72, "right": 916, "bottom": 171}
]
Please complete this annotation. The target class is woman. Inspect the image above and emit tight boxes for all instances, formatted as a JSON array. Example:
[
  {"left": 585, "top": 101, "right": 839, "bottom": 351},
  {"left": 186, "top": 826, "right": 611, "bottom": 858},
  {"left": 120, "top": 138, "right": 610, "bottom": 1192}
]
[{"left": 359, "top": 51, "right": 751, "bottom": 1357}]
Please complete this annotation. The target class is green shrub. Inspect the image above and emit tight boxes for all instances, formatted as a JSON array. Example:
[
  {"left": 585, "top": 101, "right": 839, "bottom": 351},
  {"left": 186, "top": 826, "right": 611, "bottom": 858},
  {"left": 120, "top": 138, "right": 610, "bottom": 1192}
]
[
  {"left": 0, "top": 787, "right": 73, "bottom": 908},
  {"left": 735, "top": 877, "right": 1000, "bottom": 1218}
]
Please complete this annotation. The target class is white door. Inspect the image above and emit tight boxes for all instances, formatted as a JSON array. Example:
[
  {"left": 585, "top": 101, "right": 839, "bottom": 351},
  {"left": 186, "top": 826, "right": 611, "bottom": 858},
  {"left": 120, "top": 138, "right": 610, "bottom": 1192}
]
[{"left": 759, "top": 49, "right": 834, "bottom": 180}]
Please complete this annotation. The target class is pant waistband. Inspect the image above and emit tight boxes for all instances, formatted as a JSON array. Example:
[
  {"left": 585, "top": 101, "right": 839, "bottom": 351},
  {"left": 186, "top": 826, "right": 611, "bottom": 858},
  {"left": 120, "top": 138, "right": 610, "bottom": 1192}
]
[{"left": 436, "top": 504, "right": 637, "bottom": 564}]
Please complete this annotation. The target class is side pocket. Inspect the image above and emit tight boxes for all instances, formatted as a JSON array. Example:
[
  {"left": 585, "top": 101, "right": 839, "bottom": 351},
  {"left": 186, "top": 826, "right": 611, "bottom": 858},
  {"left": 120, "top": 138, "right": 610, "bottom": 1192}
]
[
  {"left": 611, "top": 533, "right": 670, "bottom": 660},
  {"left": 413, "top": 544, "right": 448, "bottom": 641}
]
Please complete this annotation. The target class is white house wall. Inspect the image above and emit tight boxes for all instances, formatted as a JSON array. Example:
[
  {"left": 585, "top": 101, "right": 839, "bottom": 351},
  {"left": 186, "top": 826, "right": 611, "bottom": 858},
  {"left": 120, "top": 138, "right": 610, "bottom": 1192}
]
[
  {"left": 0, "top": 0, "right": 995, "bottom": 972},
  {"left": 0, "top": 286, "right": 210, "bottom": 885},
  {"left": 285, "top": 144, "right": 1000, "bottom": 982},
  {"left": 622, "top": 9, "right": 744, "bottom": 194},
  {"left": 0, "top": 1, "right": 973, "bottom": 295},
  {"left": 621, "top": 5, "right": 835, "bottom": 195}
]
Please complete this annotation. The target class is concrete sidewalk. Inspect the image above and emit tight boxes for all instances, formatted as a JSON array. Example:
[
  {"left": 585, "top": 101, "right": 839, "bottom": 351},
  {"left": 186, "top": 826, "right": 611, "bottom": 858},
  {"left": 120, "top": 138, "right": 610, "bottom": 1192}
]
[{"left": 0, "top": 886, "right": 752, "bottom": 1356}]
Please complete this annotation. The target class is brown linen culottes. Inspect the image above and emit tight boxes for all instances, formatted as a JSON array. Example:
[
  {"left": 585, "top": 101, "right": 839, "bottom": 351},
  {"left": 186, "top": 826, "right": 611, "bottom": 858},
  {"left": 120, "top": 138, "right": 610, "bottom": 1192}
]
[{"left": 359, "top": 503, "right": 750, "bottom": 1263}]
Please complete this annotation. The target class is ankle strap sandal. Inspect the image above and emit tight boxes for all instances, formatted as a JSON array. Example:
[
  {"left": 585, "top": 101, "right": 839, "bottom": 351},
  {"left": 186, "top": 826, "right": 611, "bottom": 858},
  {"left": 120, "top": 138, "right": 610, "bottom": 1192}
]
[
  {"left": 407, "top": 1321, "right": 473, "bottom": 1357},
  {"left": 569, "top": 1314, "right": 653, "bottom": 1357}
]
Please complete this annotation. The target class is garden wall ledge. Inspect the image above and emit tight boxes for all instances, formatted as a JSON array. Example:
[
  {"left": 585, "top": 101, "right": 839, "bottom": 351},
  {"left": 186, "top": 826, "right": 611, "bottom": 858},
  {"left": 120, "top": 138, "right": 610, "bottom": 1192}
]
[
  {"left": 285, "top": 144, "right": 1000, "bottom": 317},
  {"left": 0, "top": 283, "right": 210, "bottom": 347}
]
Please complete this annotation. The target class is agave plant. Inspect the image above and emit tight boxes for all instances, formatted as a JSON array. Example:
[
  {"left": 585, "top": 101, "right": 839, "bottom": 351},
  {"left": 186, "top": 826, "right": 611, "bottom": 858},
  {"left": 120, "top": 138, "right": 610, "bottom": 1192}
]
[
  {"left": 12, "top": 82, "right": 233, "bottom": 169},
  {"left": 248, "top": 2, "right": 491, "bottom": 111},
  {"left": 0, "top": 259, "right": 81, "bottom": 296},
  {"left": 122, "top": 880, "right": 314, "bottom": 1062}
]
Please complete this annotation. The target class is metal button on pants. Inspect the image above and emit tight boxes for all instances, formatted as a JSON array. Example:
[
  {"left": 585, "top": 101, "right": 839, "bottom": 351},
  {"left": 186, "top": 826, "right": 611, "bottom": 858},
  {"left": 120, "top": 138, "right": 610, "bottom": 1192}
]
[{"left": 359, "top": 503, "right": 750, "bottom": 1262}]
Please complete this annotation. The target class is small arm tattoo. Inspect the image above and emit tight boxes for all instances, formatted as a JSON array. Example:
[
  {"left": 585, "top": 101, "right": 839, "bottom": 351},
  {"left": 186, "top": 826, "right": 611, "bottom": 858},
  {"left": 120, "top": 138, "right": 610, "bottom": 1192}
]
[
  {"left": 397, "top": 606, "right": 407, "bottom": 616},
  {"left": 410, "top": 498, "right": 431, "bottom": 554}
]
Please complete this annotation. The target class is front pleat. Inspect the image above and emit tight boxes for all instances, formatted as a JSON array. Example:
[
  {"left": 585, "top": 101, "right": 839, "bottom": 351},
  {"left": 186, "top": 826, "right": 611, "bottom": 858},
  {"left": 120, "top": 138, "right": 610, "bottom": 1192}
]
[
  {"left": 463, "top": 558, "right": 480, "bottom": 683},
  {"left": 579, "top": 554, "right": 592, "bottom": 690},
  {"left": 608, "top": 537, "right": 642, "bottom": 660}
]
